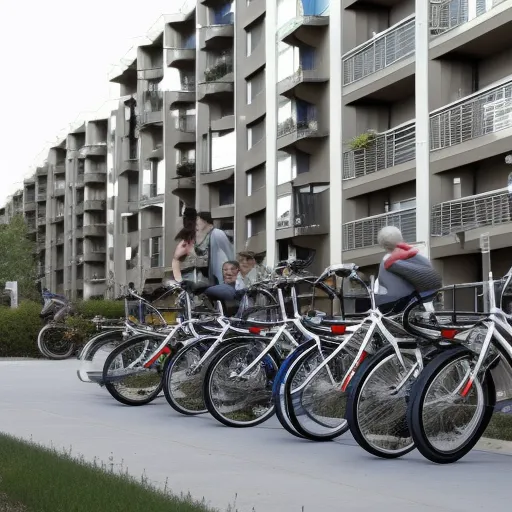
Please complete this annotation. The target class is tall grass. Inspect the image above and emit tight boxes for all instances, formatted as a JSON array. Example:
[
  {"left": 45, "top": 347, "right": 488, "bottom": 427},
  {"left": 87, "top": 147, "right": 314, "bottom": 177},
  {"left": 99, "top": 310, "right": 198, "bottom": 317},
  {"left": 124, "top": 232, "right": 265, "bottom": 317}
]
[{"left": 0, "top": 434, "right": 217, "bottom": 512}]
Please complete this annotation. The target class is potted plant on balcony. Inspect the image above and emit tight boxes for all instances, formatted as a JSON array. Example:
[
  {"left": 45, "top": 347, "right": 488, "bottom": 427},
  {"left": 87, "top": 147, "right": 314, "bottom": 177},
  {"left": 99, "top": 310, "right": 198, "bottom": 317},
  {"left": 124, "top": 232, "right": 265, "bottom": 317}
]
[
  {"left": 346, "top": 130, "right": 377, "bottom": 175},
  {"left": 176, "top": 160, "right": 196, "bottom": 178}
]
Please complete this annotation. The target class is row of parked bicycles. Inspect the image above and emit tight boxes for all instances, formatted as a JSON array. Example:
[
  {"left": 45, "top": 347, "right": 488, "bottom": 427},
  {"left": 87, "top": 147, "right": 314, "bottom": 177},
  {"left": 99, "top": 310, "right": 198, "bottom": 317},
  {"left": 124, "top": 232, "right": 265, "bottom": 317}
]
[{"left": 38, "top": 256, "right": 512, "bottom": 465}]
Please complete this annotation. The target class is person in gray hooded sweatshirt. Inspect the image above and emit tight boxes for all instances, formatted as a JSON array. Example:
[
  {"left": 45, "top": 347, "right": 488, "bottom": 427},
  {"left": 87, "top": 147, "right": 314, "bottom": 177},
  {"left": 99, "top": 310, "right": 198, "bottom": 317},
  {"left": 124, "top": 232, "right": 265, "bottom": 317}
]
[{"left": 374, "top": 226, "right": 442, "bottom": 312}]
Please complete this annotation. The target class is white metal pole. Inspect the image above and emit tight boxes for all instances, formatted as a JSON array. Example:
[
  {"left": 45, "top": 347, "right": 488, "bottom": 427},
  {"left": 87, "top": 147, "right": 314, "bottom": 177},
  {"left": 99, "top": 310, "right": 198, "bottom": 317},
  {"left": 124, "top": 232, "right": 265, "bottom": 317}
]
[
  {"left": 415, "top": 0, "right": 431, "bottom": 259},
  {"left": 329, "top": 0, "right": 343, "bottom": 264}
]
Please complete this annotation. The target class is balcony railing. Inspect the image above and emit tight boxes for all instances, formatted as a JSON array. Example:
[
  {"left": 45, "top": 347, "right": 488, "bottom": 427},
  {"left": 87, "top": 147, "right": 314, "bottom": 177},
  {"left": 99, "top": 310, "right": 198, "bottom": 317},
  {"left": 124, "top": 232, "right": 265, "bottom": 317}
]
[
  {"left": 343, "top": 15, "right": 415, "bottom": 86},
  {"left": 430, "top": 0, "right": 507, "bottom": 37},
  {"left": 343, "top": 122, "right": 416, "bottom": 179},
  {"left": 277, "top": 117, "right": 319, "bottom": 139},
  {"left": 176, "top": 160, "right": 196, "bottom": 178},
  {"left": 142, "top": 91, "right": 164, "bottom": 113},
  {"left": 204, "top": 54, "right": 233, "bottom": 82},
  {"left": 343, "top": 208, "right": 416, "bottom": 251},
  {"left": 180, "top": 76, "right": 196, "bottom": 91},
  {"left": 176, "top": 114, "right": 196, "bottom": 132},
  {"left": 431, "top": 188, "right": 511, "bottom": 236},
  {"left": 430, "top": 79, "right": 512, "bottom": 151}
]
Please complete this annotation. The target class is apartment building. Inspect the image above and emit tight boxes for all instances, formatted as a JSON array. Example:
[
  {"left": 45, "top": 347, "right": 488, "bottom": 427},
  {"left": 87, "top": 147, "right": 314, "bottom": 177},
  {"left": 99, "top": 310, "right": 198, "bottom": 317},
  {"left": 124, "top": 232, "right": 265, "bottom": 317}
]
[{"left": 3, "top": 0, "right": 512, "bottom": 300}]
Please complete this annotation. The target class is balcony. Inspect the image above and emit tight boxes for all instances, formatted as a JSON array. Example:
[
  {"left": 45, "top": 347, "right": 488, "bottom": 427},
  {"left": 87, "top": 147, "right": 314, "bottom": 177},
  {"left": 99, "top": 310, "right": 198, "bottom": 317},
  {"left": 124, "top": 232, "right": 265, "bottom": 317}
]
[
  {"left": 430, "top": 79, "right": 512, "bottom": 172},
  {"left": 343, "top": 16, "right": 415, "bottom": 87},
  {"left": 75, "top": 202, "right": 84, "bottom": 215},
  {"left": 140, "top": 91, "right": 164, "bottom": 126},
  {"left": 37, "top": 215, "right": 46, "bottom": 227},
  {"left": 277, "top": 15, "right": 329, "bottom": 46},
  {"left": 83, "top": 247, "right": 106, "bottom": 263},
  {"left": 75, "top": 227, "right": 83, "bottom": 239},
  {"left": 343, "top": 208, "right": 416, "bottom": 252},
  {"left": 76, "top": 174, "right": 85, "bottom": 187},
  {"left": 174, "top": 115, "right": 196, "bottom": 146},
  {"left": 430, "top": 0, "right": 512, "bottom": 59},
  {"left": 84, "top": 172, "right": 107, "bottom": 185},
  {"left": 55, "top": 235, "right": 65, "bottom": 246},
  {"left": 277, "top": 62, "right": 329, "bottom": 98},
  {"left": 343, "top": 123, "right": 416, "bottom": 194},
  {"left": 197, "top": 54, "right": 234, "bottom": 102},
  {"left": 36, "top": 166, "right": 48, "bottom": 176},
  {"left": 140, "top": 184, "right": 164, "bottom": 207},
  {"left": 83, "top": 224, "right": 106, "bottom": 237},
  {"left": 201, "top": 24, "right": 234, "bottom": 52},
  {"left": 78, "top": 144, "right": 107, "bottom": 159},
  {"left": 54, "top": 163, "right": 66, "bottom": 175},
  {"left": 54, "top": 184, "right": 66, "bottom": 197},
  {"left": 24, "top": 199, "right": 36, "bottom": 212},
  {"left": 37, "top": 237, "right": 46, "bottom": 252},
  {"left": 137, "top": 67, "right": 164, "bottom": 81},
  {"left": 51, "top": 213, "right": 65, "bottom": 224},
  {"left": 167, "top": 47, "right": 196, "bottom": 68},
  {"left": 169, "top": 78, "right": 196, "bottom": 106},
  {"left": 26, "top": 219, "right": 37, "bottom": 233},
  {"left": 432, "top": 188, "right": 511, "bottom": 237},
  {"left": 83, "top": 200, "right": 106, "bottom": 211},
  {"left": 176, "top": 159, "right": 196, "bottom": 178},
  {"left": 277, "top": 117, "right": 326, "bottom": 151}
]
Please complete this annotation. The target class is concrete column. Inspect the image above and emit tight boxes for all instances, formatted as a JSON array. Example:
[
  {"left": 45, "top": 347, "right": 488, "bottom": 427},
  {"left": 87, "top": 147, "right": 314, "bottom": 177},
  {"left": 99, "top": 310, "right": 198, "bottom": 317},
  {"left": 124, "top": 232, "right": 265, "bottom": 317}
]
[
  {"left": 329, "top": 0, "right": 343, "bottom": 264},
  {"left": 415, "top": 0, "right": 431, "bottom": 258},
  {"left": 265, "top": 0, "right": 277, "bottom": 267}
]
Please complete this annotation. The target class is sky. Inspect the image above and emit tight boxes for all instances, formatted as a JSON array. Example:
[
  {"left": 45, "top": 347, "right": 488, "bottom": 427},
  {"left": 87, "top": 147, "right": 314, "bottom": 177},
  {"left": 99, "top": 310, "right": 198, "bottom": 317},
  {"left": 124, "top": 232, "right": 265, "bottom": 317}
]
[{"left": 0, "top": 0, "right": 185, "bottom": 206}]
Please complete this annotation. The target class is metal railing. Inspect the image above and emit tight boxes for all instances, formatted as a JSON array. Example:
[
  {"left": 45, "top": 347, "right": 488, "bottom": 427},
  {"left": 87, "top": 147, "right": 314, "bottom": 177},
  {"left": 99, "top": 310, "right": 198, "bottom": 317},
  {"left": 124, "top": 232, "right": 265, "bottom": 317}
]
[
  {"left": 277, "top": 117, "right": 319, "bottom": 139},
  {"left": 431, "top": 188, "right": 511, "bottom": 236},
  {"left": 141, "top": 184, "right": 159, "bottom": 199},
  {"left": 343, "top": 208, "right": 416, "bottom": 251},
  {"left": 176, "top": 114, "right": 196, "bottom": 132},
  {"left": 430, "top": 0, "right": 507, "bottom": 37},
  {"left": 430, "top": 79, "right": 512, "bottom": 151},
  {"left": 343, "top": 122, "right": 416, "bottom": 179},
  {"left": 141, "top": 91, "right": 164, "bottom": 113},
  {"left": 204, "top": 54, "right": 233, "bottom": 82},
  {"left": 343, "top": 16, "right": 415, "bottom": 86}
]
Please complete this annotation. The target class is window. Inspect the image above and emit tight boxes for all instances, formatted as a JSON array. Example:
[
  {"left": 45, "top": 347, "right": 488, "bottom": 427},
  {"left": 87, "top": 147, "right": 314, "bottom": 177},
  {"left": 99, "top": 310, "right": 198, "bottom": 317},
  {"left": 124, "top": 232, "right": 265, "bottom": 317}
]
[
  {"left": 247, "top": 173, "right": 253, "bottom": 196},
  {"left": 246, "top": 21, "right": 263, "bottom": 57},
  {"left": 389, "top": 197, "right": 416, "bottom": 212},
  {"left": 277, "top": 195, "right": 291, "bottom": 229},
  {"left": 211, "top": 131, "right": 235, "bottom": 171},
  {"left": 277, "top": 151, "right": 295, "bottom": 185},
  {"left": 150, "top": 236, "right": 162, "bottom": 268},
  {"left": 211, "top": 1, "right": 234, "bottom": 25},
  {"left": 247, "top": 217, "right": 253, "bottom": 238},
  {"left": 219, "top": 184, "right": 234, "bottom": 206},
  {"left": 247, "top": 118, "right": 265, "bottom": 149},
  {"left": 246, "top": 69, "right": 265, "bottom": 105}
]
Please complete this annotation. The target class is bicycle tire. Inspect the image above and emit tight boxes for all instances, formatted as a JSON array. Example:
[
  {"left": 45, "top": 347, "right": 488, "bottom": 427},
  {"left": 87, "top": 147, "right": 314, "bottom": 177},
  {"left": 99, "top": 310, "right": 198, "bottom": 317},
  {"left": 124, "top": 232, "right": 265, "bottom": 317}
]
[
  {"left": 407, "top": 347, "right": 496, "bottom": 464},
  {"left": 37, "top": 324, "right": 75, "bottom": 360},
  {"left": 102, "top": 334, "right": 167, "bottom": 406},
  {"left": 203, "top": 339, "right": 277, "bottom": 428}
]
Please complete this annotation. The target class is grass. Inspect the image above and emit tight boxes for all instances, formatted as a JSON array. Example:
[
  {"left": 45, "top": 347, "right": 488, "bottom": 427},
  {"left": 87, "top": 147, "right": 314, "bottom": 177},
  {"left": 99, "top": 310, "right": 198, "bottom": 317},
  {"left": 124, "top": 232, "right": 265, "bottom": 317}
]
[
  {"left": 0, "top": 434, "right": 217, "bottom": 512},
  {"left": 484, "top": 412, "right": 512, "bottom": 442}
]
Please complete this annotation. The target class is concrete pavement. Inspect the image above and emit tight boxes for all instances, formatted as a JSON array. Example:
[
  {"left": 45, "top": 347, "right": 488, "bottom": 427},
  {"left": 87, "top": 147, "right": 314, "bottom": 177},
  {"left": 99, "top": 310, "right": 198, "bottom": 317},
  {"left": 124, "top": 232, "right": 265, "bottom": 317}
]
[{"left": 0, "top": 359, "right": 510, "bottom": 512}]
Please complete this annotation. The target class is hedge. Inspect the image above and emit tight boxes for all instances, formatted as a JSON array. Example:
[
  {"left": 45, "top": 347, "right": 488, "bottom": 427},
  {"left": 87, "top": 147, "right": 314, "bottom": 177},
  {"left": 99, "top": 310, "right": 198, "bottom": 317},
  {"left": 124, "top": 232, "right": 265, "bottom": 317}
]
[{"left": 0, "top": 300, "right": 125, "bottom": 358}]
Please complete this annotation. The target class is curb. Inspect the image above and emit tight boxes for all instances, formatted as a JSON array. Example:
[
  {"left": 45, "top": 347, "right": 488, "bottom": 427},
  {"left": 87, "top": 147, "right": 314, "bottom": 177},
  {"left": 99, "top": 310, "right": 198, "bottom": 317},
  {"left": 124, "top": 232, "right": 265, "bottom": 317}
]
[{"left": 476, "top": 437, "right": 512, "bottom": 455}]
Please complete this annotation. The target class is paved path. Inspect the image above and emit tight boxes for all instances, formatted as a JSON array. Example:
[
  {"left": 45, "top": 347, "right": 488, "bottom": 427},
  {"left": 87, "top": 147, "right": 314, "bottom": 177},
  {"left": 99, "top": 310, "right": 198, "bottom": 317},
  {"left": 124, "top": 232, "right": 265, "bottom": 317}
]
[{"left": 0, "top": 359, "right": 510, "bottom": 512}]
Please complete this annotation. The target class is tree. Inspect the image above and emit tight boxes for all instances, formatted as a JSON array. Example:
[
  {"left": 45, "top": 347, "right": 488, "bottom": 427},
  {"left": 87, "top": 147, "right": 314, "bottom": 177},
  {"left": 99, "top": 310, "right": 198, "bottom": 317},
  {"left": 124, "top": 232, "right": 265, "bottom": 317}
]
[{"left": 0, "top": 215, "right": 38, "bottom": 302}]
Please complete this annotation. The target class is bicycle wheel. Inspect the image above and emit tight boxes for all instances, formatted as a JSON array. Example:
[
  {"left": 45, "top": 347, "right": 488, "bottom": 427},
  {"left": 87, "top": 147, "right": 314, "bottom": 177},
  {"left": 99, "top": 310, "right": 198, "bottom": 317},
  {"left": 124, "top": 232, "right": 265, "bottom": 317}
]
[
  {"left": 286, "top": 340, "right": 353, "bottom": 441},
  {"left": 77, "top": 329, "right": 125, "bottom": 383},
  {"left": 272, "top": 343, "right": 318, "bottom": 439},
  {"left": 163, "top": 336, "right": 218, "bottom": 415},
  {"left": 346, "top": 346, "right": 418, "bottom": 458},
  {"left": 102, "top": 335, "right": 167, "bottom": 406},
  {"left": 407, "top": 347, "right": 496, "bottom": 464},
  {"left": 37, "top": 324, "right": 75, "bottom": 360},
  {"left": 204, "top": 339, "right": 277, "bottom": 428}
]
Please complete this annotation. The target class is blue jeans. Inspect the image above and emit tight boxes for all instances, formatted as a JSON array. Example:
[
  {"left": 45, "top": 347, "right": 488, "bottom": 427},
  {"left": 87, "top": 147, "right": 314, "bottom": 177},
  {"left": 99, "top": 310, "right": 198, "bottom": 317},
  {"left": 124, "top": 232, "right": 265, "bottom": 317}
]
[{"left": 205, "top": 284, "right": 237, "bottom": 302}]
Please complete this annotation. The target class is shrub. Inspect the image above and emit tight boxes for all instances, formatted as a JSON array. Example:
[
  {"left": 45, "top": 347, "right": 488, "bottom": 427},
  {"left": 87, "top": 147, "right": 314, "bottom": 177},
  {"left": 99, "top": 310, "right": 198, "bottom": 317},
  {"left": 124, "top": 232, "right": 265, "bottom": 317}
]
[
  {"left": 0, "top": 300, "right": 125, "bottom": 358},
  {"left": 347, "top": 130, "right": 377, "bottom": 150},
  {"left": 0, "top": 301, "right": 42, "bottom": 358}
]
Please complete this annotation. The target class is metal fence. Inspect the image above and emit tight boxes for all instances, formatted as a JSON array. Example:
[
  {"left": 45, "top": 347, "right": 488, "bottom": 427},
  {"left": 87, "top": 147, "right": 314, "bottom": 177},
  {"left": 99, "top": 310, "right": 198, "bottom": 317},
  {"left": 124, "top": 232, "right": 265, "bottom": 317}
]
[
  {"left": 343, "top": 122, "right": 416, "bottom": 179},
  {"left": 343, "top": 208, "right": 416, "bottom": 251},
  {"left": 343, "top": 16, "right": 415, "bottom": 86},
  {"left": 431, "top": 188, "right": 511, "bottom": 236},
  {"left": 430, "top": 80, "right": 512, "bottom": 151}
]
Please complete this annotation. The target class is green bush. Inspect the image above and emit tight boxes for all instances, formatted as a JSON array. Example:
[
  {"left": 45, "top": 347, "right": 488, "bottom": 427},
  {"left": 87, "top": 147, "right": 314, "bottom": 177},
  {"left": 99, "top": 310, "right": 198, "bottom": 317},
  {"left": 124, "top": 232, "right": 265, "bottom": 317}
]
[
  {"left": 75, "top": 300, "right": 125, "bottom": 320},
  {"left": 0, "top": 300, "right": 125, "bottom": 358},
  {"left": 0, "top": 301, "right": 42, "bottom": 358}
]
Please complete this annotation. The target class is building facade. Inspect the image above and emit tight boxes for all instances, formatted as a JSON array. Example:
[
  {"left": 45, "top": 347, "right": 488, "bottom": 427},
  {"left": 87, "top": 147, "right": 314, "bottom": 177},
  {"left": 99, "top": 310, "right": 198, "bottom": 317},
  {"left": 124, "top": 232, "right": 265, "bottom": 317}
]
[{"left": 3, "top": 0, "right": 512, "bottom": 298}]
